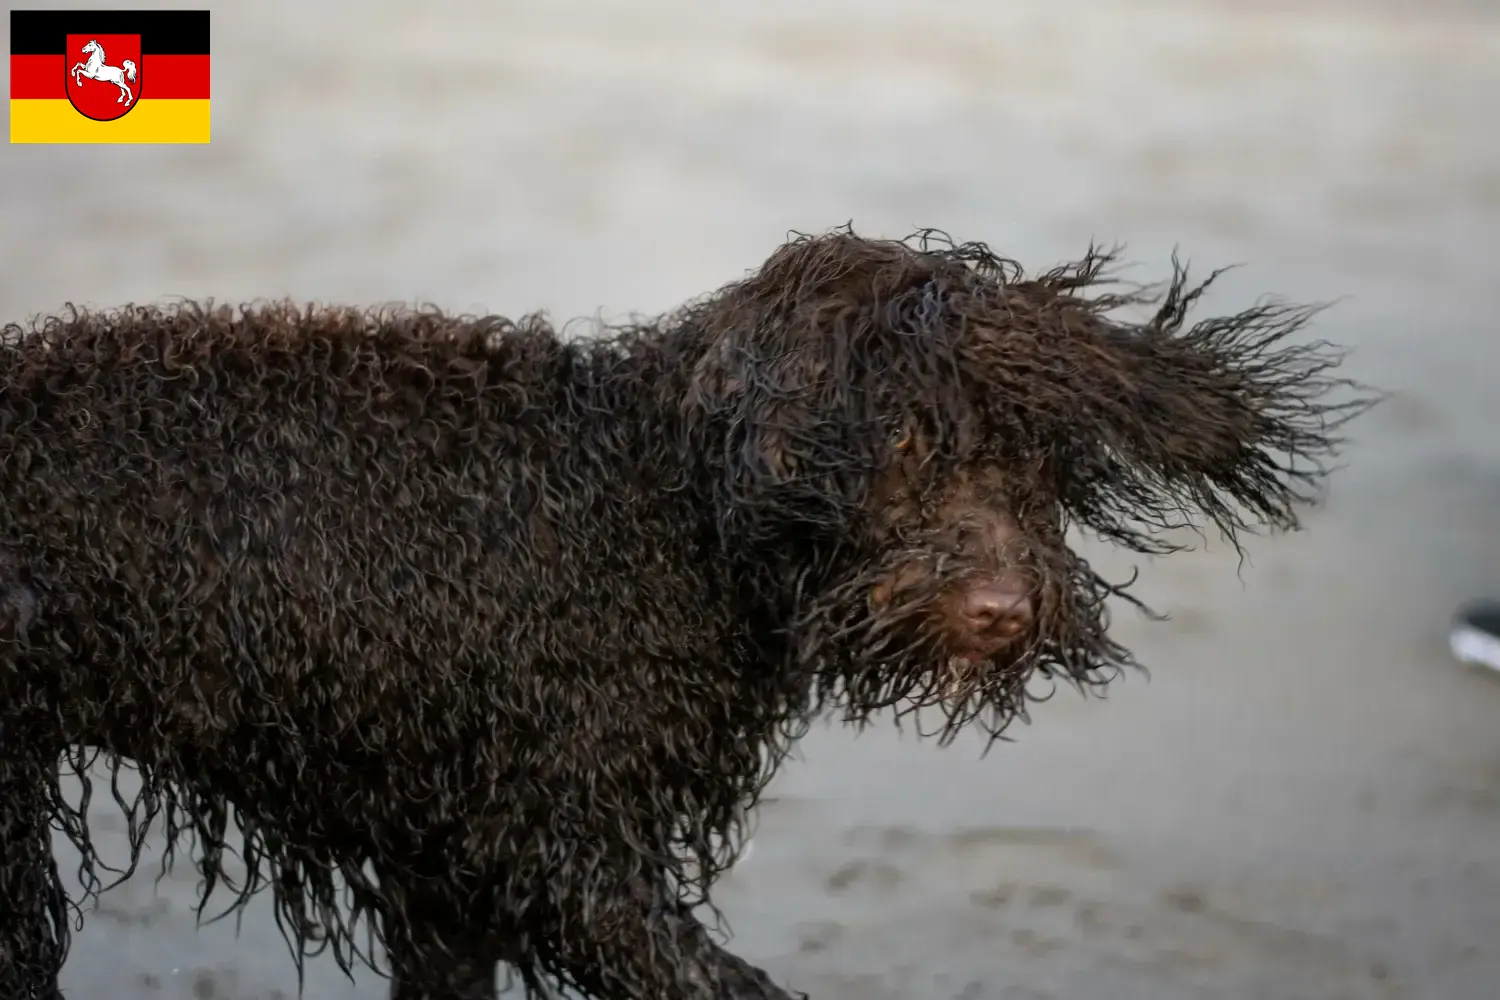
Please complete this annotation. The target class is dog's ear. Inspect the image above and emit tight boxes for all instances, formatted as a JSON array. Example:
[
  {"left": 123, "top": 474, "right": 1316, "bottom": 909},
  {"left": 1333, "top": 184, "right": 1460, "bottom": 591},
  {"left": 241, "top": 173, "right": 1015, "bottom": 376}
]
[
  {"left": 992, "top": 267, "right": 1378, "bottom": 549},
  {"left": 686, "top": 335, "right": 832, "bottom": 482},
  {"left": 685, "top": 327, "right": 869, "bottom": 546}
]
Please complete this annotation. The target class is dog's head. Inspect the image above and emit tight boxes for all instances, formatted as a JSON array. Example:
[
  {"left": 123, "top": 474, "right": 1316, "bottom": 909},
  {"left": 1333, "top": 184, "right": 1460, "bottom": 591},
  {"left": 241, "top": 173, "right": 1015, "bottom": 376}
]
[{"left": 680, "top": 227, "right": 1375, "bottom": 739}]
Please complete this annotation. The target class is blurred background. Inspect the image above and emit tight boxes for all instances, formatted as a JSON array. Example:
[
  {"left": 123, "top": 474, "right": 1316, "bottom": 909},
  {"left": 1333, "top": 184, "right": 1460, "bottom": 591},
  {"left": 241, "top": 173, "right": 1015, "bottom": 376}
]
[{"left": 4, "top": 0, "right": 1500, "bottom": 997}]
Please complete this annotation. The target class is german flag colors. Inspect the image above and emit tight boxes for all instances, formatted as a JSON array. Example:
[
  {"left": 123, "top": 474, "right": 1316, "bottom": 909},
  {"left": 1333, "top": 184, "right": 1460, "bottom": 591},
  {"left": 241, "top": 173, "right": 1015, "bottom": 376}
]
[{"left": 10, "top": 10, "right": 210, "bottom": 144}]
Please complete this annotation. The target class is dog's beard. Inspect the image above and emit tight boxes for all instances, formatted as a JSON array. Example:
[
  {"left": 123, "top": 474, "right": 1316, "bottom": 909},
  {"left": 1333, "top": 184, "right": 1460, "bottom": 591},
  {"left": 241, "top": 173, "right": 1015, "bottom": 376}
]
[{"left": 791, "top": 546, "right": 1144, "bottom": 745}]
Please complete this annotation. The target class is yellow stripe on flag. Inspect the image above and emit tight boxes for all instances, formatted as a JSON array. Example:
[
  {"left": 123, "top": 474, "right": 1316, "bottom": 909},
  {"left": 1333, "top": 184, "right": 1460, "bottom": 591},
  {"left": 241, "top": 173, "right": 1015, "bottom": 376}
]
[{"left": 9, "top": 99, "right": 210, "bottom": 144}]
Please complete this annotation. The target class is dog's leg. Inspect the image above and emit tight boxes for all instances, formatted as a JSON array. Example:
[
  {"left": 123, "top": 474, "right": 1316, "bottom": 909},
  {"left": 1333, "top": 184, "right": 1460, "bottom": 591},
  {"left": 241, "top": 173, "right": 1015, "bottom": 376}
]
[
  {"left": 385, "top": 920, "right": 499, "bottom": 1000},
  {"left": 541, "top": 875, "right": 800, "bottom": 1000},
  {"left": 388, "top": 951, "right": 496, "bottom": 1000},
  {"left": 379, "top": 871, "right": 505, "bottom": 1000},
  {"left": 0, "top": 752, "right": 68, "bottom": 1000}
]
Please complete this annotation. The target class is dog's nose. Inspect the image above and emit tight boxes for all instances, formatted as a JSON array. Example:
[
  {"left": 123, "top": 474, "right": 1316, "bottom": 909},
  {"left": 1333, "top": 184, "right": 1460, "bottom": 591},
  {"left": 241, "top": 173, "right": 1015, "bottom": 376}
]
[{"left": 959, "top": 580, "right": 1034, "bottom": 640}]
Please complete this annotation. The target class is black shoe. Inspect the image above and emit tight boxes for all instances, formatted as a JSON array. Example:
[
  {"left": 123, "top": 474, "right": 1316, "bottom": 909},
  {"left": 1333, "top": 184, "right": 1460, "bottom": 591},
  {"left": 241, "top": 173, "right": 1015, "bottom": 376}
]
[{"left": 1450, "top": 600, "right": 1500, "bottom": 674}]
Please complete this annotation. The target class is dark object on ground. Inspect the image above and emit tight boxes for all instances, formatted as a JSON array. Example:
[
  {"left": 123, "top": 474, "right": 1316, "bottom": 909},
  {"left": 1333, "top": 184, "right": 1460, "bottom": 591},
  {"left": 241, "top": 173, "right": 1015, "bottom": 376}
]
[
  {"left": 1450, "top": 599, "right": 1500, "bottom": 674},
  {"left": 0, "top": 227, "right": 1375, "bottom": 999}
]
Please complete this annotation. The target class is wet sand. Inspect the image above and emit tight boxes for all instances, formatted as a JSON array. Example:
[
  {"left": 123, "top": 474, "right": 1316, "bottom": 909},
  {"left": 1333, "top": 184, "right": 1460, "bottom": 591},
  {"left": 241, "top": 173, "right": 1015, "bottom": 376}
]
[{"left": 3, "top": 0, "right": 1500, "bottom": 997}]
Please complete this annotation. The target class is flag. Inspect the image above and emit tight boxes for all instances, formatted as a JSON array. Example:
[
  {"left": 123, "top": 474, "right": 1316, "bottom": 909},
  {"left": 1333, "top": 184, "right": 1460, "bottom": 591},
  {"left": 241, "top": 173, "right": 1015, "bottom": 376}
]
[{"left": 10, "top": 9, "right": 210, "bottom": 144}]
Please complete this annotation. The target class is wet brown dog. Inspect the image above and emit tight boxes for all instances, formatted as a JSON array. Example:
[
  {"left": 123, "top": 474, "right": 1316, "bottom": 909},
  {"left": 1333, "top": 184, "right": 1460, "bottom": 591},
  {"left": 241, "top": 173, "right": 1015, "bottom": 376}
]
[{"left": 0, "top": 227, "right": 1372, "bottom": 999}]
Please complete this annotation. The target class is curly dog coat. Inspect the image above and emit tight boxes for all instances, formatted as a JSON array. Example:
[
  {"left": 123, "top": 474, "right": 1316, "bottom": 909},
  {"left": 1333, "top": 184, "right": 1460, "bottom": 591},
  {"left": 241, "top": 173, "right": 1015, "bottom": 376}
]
[{"left": 0, "top": 228, "right": 1373, "bottom": 999}]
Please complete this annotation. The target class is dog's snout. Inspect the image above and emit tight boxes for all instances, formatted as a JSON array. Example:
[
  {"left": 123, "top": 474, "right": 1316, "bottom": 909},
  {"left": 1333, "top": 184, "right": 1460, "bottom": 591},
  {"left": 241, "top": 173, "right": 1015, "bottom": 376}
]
[{"left": 959, "top": 579, "right": 1034, "bottom": 640}]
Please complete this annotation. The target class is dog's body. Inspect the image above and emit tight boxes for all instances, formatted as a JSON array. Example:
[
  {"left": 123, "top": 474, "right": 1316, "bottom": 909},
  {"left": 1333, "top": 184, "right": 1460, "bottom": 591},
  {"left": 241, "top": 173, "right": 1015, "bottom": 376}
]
[
  {"left": 0, "top": 229, "right": 1371, "bottom": 999},
  {"left": 0, "top": 309, "right": 785, "bottom": 999}
]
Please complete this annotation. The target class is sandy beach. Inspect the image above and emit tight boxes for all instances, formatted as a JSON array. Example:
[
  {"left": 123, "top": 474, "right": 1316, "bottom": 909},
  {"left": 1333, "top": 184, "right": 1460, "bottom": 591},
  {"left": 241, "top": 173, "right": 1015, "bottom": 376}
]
[{"left": 3, "top": 1, "right": 1500, "bottom": 997}]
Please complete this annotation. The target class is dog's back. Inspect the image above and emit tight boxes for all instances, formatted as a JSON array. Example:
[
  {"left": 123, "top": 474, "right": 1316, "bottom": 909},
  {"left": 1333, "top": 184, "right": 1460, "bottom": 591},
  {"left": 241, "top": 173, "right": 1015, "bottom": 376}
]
[{"left": 0, "top": 306, "right": 732, "bottom": 840}]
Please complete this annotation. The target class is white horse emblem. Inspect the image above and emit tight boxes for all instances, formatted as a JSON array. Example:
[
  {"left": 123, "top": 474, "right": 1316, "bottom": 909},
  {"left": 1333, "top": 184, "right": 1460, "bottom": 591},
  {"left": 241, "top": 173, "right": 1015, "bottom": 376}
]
[{"left": 70, "top": 39, "right": 137, "bottom": 107}]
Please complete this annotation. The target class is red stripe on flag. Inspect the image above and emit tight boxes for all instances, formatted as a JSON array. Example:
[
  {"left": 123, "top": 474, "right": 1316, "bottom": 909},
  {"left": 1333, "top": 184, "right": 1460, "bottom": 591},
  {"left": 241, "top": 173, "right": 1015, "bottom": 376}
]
[{"left": 9, "top": 54, "right": 210, "bottom": 100}]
